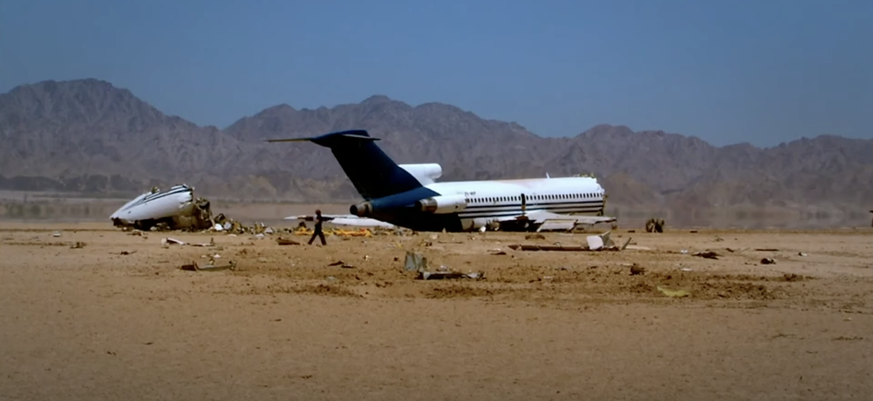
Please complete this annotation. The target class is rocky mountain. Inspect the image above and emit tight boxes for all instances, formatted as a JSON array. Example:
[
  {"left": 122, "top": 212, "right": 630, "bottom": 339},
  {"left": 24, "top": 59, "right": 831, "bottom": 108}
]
[{"left": 1, "top": 78, "right": 871, "bottom": 219}]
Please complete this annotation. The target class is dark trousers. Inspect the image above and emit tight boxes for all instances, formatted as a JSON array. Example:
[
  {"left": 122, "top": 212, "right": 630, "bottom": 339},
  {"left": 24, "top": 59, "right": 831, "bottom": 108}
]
[{"left": 308, "top": 228, "right": 326, "bottom": 245}]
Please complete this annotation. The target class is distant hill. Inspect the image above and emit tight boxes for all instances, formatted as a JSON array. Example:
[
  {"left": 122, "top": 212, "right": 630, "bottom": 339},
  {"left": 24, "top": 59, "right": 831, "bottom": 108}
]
[{"left": 1, "top": 78, "right": 871, "bottom": 222}]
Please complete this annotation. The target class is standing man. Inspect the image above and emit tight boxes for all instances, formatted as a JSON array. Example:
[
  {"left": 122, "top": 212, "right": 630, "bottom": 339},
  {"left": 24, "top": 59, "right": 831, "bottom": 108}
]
[{"left": 308, "top": 209, "right": 327, "bottom": 246}]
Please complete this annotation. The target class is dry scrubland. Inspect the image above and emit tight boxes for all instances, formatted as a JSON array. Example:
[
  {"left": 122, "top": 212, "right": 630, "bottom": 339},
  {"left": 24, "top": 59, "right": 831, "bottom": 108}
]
[{"left": 1, "top": 222, "right": 872, "bottom": 400}]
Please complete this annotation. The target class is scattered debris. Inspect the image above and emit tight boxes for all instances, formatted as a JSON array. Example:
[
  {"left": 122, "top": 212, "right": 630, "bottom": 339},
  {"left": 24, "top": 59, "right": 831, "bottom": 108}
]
[
  {"left": 404, "top": 251, "right": 428, "bottom": 272},
  {"left": 760, "top": 258, "right": 776, "bottom": 265},
  {"left": 328, "top": 261, "right": 355, "bottom": 269},
  {"left": 509, "top": 244, "right": 587, "bottom": 251},
  {"left": 276, "top": 237, "right": 301, "bottom": 246},
  {"left": 160, "top": 237, "right": 216, "bottom": 248},
  {"left": 70, "top": 241, "right": 86, "bottom": 249},
  {"left": 645, "top": 218, "right": 665, "bottom": 233},
  {"left": 586, "top": 234, "right": 605, "bottom": 250},
  {"left": 287, "top": 213, "right": 396, "bottom": 229},
  {"left": 657, "top": 286, "right": 690, "bottom": 298},
  {"left": 783, "top": 273, "right": 801, "bottom": 282},
  {"left": 416, "top": 271, "right": 484, "bottom": 280},
  {"left": 188, "top": 238, "right": 216, "bottom": 247},
  {"left": 694, "top": 251, "right": 720, "bottom": 260},
  {"left": 620, "top": 237, "right": 632, "bottom": 250},
  {"left": 161, "top": 237, "right": 185, "bottom": 246},
  {"left": 180, "top": 260, "right": 237, "bottom": 272},
  {"left": 510, "top": 231, "right": 622, "bottom": 252}
]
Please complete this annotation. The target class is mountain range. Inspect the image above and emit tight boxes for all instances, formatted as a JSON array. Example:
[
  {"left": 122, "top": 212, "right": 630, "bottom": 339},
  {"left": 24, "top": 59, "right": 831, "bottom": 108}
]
[{"left": 1, "top": 78, "right": 871, "bottom": 222}]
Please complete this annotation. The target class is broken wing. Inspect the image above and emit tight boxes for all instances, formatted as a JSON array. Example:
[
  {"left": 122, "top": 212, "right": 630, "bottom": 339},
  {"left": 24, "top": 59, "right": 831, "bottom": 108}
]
[{"left": 495, "top": 210, "right": 616, "bottom": 230}]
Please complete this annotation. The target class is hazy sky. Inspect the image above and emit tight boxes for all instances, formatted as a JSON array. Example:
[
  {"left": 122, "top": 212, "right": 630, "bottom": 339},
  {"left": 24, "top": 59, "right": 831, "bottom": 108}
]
[{"left": 2, "top": 0, "right": 871, "bottom": 146}]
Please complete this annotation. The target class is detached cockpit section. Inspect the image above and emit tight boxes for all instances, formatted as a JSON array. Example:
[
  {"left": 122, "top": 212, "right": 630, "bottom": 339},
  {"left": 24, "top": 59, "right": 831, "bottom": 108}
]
[{"left": 110, "top": 184, "right": 213, "bottom": 231}]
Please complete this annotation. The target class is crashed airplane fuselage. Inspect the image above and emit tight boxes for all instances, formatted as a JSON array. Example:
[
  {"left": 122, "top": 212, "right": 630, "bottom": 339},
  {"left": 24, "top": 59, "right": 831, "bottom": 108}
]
[
  {"left": 110, "top": 184, "right": 212, "bottom": 231},
  {"left": 268, "top": 130, "right": 616, "bottom": 232}
]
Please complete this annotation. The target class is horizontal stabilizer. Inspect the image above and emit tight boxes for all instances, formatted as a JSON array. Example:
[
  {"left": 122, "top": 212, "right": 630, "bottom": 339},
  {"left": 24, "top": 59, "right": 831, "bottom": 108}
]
[
  {"left": 266, "top": 129, "right": 418, "bottom": 200},
  {"left": 266, "top": 137, "right": 314, "bottom": 143},
  {"left": 266, "top": 130, "right": 380, "bottom": 145}
]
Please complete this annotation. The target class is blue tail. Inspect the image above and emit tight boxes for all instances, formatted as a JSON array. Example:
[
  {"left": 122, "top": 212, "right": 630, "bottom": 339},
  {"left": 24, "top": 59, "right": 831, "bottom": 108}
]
[{"left": 268, "top": 130, "right": 422, "bottom": 200}]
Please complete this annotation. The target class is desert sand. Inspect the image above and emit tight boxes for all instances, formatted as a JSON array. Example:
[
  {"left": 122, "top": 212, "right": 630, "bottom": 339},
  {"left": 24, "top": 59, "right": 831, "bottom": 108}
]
[{"left": 1, "top": 222, "right": 872, "bottom": 400}]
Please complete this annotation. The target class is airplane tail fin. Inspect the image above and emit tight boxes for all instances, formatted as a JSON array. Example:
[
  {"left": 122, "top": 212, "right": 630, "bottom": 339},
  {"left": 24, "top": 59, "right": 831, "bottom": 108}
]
[{"left": 267, "top": 130, "right": 422, "bottom": 200}]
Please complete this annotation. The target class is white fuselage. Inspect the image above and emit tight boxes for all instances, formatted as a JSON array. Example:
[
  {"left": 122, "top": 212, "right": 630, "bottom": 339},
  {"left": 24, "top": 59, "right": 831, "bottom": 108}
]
[{"left": 425, "top": 176, "right": 606, "bottom": 230}]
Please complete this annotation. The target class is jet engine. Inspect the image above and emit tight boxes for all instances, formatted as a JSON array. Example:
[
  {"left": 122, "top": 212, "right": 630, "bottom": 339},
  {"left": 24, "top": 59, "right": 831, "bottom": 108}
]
[
  {"left": 398, "top": 163, "right": 442, "bottom": 184},
  {"left": 349, "top": 201, "right": 374, "bottom": 217},
  {"left": 415, "top": 194, "right": 467, "bottom": 214}
]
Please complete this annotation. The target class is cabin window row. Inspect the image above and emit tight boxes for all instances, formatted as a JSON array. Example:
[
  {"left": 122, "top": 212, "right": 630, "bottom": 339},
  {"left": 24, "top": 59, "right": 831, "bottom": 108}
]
[{"left": 465, "top": 193, "right": 601, "bottom": 204}]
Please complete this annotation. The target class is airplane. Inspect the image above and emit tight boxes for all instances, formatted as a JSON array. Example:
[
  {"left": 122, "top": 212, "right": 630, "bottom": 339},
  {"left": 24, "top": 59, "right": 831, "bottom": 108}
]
[{"left": 268, "top": 130, "right": 616, "bottom": 232}]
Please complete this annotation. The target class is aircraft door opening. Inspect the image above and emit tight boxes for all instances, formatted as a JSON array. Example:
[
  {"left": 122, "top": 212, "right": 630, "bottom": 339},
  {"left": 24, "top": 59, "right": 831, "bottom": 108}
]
[{"left": 521, "top": 193, "right": 527, "bottom": 214}]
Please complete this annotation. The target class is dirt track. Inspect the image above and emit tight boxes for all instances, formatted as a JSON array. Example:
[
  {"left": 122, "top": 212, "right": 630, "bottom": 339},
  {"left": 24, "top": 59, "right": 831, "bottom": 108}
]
[{"left": 1, "top": 223, "right": 872, "bottom": 400}]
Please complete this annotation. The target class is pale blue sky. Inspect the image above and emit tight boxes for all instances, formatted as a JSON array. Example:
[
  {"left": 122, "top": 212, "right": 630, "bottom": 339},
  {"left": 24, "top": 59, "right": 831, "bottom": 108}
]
[{"left": 2, "top": 0, "right": 871, "bottom": 146}]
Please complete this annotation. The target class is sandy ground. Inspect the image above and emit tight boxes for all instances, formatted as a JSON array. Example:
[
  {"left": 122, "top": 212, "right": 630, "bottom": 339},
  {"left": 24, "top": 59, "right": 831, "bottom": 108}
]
[{"left": 1, "top": 222, "right": 872, "bottom": 400}]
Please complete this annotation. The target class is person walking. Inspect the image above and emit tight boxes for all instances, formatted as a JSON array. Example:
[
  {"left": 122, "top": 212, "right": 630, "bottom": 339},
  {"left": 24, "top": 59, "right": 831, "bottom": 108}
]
[{"left": 308, "top": 209, "right": 327, "bottom": 246}]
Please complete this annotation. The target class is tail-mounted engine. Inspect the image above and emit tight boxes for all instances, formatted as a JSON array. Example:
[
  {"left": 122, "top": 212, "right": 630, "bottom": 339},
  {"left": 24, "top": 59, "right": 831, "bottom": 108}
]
[
  {"left": 350, "top": 202, "right": 373, "bottom": 217},
  {"left": 415, "top": 194, "right": 467, "bottom": 214},
  {"left": 349, "top": 192, "right": 467, "bottom": 218}
]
